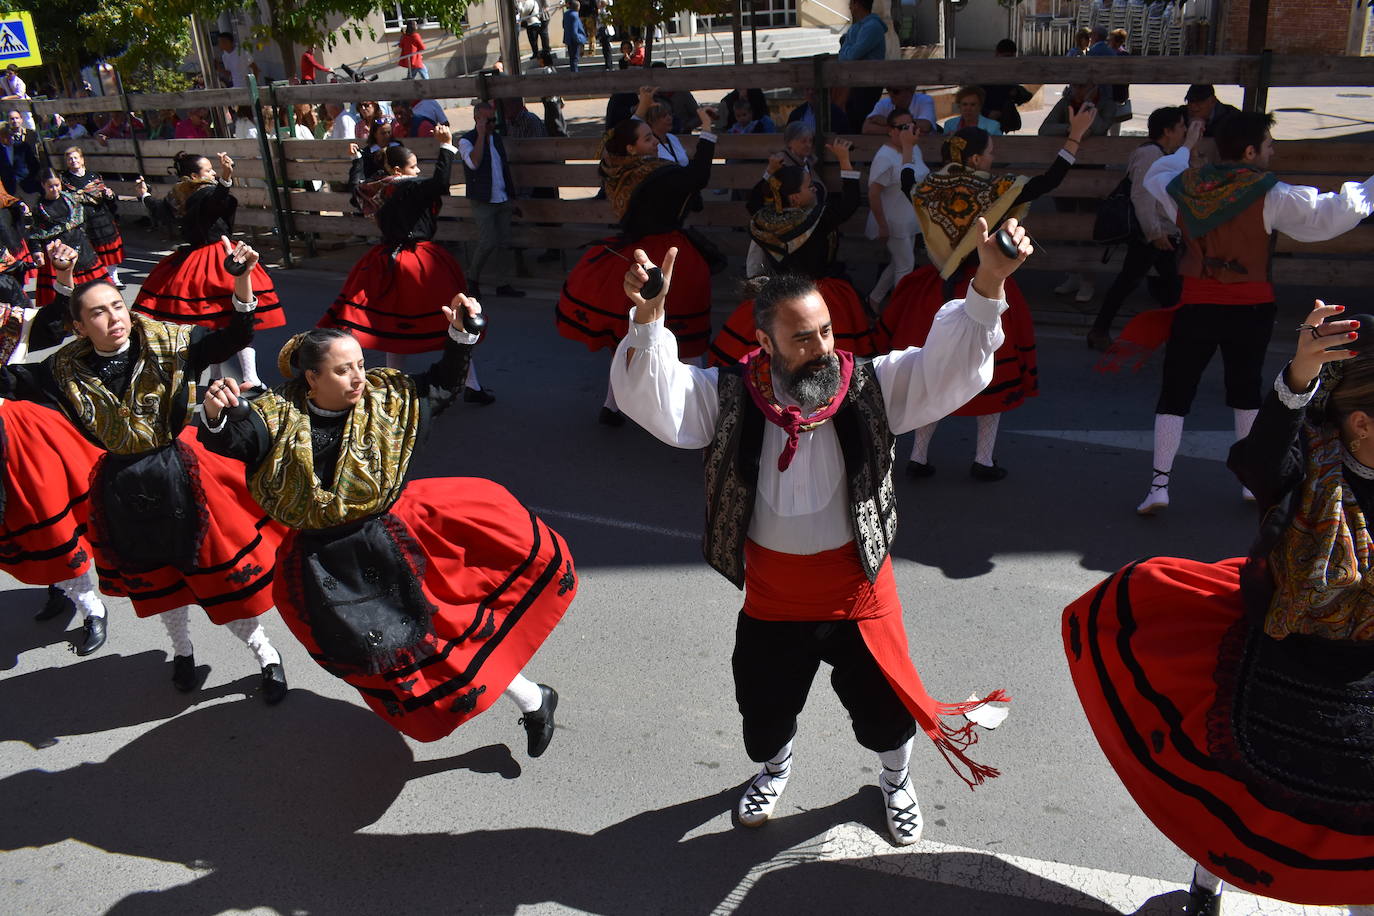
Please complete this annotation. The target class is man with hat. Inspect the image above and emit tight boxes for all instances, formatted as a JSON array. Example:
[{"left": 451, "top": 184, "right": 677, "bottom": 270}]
[{"left": 1183, "top": 84, "right": 1241, "bottom": 137}]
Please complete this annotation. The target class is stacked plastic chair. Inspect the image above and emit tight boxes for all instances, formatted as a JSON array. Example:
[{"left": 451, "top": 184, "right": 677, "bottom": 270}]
[{"left": 1126, "top": 0, "right": 1148, "bottom": 52}]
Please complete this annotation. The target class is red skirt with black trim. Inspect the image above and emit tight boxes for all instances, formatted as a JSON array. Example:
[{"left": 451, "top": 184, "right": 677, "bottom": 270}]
[
  {"left": 556, "top": 231, "right": 712, "bottom": 359},
  {"left": 318, "top": 241, "right": 467, "bottom": 355},
  {"left": 134, "top": 243, "right": 284, "bottom": 330},
  {"left": 273, "top": 477, "right": 576, "bottom": 743},
  {"left": 34, "top": 259, "right": 108, "bottom": 309},
  {"left": 1063, "top": 557, "right": 1374, "bottom": 905},
  {"left": 709, "top": 276, "right": 880, "bottom": 367},
  {"left": 92, "top": 233, "right": 124, "bottom": 268},
  {"left": 0, "top": 401, "right": 100, "bottom": 584},
  {"left": 90, "top": 427, "right": 284, "bottom": 622},
  {"left": 877, "top": 265, "right": 1037, "bottom": 416}
]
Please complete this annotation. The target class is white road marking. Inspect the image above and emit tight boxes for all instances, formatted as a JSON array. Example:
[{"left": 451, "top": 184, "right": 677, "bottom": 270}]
[
  {"left": 1012, "top": 429, "right": 1237, "bottom": 462},
  {"left": 530, "top": 506, "right": 699, "bottom": 540},
  {"left": 721, "top": 821, "right": 1354, "bottom": 914}
]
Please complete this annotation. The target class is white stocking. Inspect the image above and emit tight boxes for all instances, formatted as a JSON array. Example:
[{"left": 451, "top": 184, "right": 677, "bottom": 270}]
[
  {"left": 55, "top": 571, "right": 104, "bottom": 620},
  {"left": 106, "top": 266, "right": 120, "bottom": 284},
  {"left": 385, "top": 352, "right": 408, "bottom": 371},
  {"left": 1234, "top": 408, "right": 1258, "bottom": 442},
  {"left": 878, "top": 737, "right": 914, "bottom": 789},
  {"left": 910, "top": 422, "right": 938, "bottom": 463},
  {"left": 236, "top": 346, "right": 262, "bottom": 388},
  {"left": 1152, "top": 413, "right": 1184, "bottom": 485},
  {"left": 161, "top": 605, "right": 194, "bottom": 658},
  {"left": 765, "top": 737, "right": 793, "bottom": 774},
  {"left": 504, "top": 672, "right": 543, "bottom": 713},
  {"left": 1192, "top": 862, "right": 1223, "bottom": 894},
  {"left": 974, "top": 414, "right": 1000, "bottom": 466},
  {"left": 465, "top": 360, "right": 480, "bottom": 391},
  {"left": 223, "top": 617, "right": 282, "bottom": 668}
]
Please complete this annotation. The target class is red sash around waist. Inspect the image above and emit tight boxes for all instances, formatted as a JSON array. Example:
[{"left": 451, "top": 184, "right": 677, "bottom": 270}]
[{"left": 743, "top": 539, "right": 1009, "bottom": 788}]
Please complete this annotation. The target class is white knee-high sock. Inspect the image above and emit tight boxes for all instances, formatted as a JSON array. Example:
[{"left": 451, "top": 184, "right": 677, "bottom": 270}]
[
  {"left": 1234, "top": 408, "right": 1258, "bottom": 443},
  {"left": 910, "top": 422, "right": 938, "bottom": 463},
  {"left": 162, "top": 606, "right": 194, "bottom": 658},
  {"left": 974, "top": 414, "right": 1000, "bottom": 466},
  {"left": 107, "top": 266, "right": 120, "bottom": 284},
  {"left": 385, "top": 352, "right": 408, "bottom": 371},
  {"left": 504, "top": 672, "right": 543, "bottom": 713},
  {"left": 223, "top": 617, "right": 282, "bottom": 668},
  {"left": 765, "top": 737, "right": 793, "bottom": 774},
  {"left": 604, "top": 379, "right": 619, "bottom": 411},
  {"left": 465, "top": 360, "right": 480, "bottom": 390},
  {"left": 55, "top": 571, "right": 104, "bottom": 620},
  {"left": 878, "top": 737, "right": 914, "bottom": 790},
  {"left": 236, "top": 347, "right": 262, "bottom": 387},
  {"left": 1192, "top": 861, "right": 1223, "bottom": 894},
  {"left": 1153, "top": 414, "right": 1185, "bottom": 484}
]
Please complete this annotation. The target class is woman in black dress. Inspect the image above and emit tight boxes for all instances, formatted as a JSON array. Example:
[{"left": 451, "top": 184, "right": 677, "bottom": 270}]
[
  {"left": 60, "top": 146, "right": 125, "bottom": 288},
  {"left": 28, "top": 168, "right": 108, "bottom": 308}
]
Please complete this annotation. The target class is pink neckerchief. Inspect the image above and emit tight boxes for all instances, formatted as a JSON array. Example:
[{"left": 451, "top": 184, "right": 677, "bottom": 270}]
[{"left": 741, "top": 347, "right": 854, "bottom": 472}]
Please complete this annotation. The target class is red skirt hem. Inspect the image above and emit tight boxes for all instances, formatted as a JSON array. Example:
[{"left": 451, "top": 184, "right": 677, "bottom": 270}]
[
  {"left": 91, "top": 428, "right": 284, "bottom": 622},
  {"left": 273, "top": 478, "right": 576, "bottom": 743},
  {"left": 709, "top": 276, "right": 880, "bottom": 367},
  {"left": 134, "top": 244, "right": 284, "bottom": 330},
  {"left": 1063, "top": 556, "right": 1374, "bottom": 904},
  {"left": 93, "top": 234, "right": 125, "bottom": 267},
  {"left": 556, "top": 232, "right": 712, "bottom": 358},
  {"left": 35, "top": 260, "right": 108, "bottom": 309},
  {"left": 877, "top": 266, "right": 1038, "bottom": 416},
  {"left": 318, "top": 241, "right": 467, "bottom": 355}
]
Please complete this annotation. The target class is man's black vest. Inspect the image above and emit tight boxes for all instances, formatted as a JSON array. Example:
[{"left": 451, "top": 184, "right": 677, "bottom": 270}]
[
  {"left": 703, "top": 359, "right": 898, "bottom": 589},
  {"left": 459, "top": 130, "right": 515, "bottom": 202}
]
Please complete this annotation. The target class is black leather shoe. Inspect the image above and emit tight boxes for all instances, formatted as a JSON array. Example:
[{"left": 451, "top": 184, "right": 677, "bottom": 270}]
[
  {"left": 905, "top": 460, "right": 935, "bottom": 479},
  {"left": 495, "top": 284, "right": 526, "bottom": 298},
  {"left": 260, "top": 662, "right": 288, "bottom": 705},
  {"left": 1185, "top": 880, "right": 1221, "bottom": 916},
  {"left": 75, "top": 615, "right": 107, "bottom": 657},
  {"left": 518, "top": 684, "right": 559, "bottom": 758},
  {"left": 598, "top": 406, "right": 626, "bottom": 427},
  {"left": 463, "top": 386, "right": 496, "bottom": 406},
  {"left": 172, "top": 654, "right": 199, "bottom": 692},
  {"left": 35, "top": 584, "right": 74, "bottom": 621},
  {"left": 969, "top": 461, "right": 1008, "bottom": 482}
]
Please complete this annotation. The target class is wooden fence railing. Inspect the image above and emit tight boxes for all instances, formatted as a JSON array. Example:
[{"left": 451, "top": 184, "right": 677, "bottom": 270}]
[{"left": 26, "top": 54, "right": 1374, "bottom": 286}]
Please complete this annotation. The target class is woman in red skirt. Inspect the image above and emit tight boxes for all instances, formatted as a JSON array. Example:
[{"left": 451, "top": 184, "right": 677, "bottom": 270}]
[
  {"left": 318, "top": 129, "right": 478, "bottom": 392},
  {"left": 1064, "top": 304, "right": 1374, "bottom": 912},
  {"left": 880, "top": 109, "right": 1096, "bottom": 481},
  {"left": 709, "top": 140, "right": 879, "bottom": 367},
  {"left": 0, "top": 242, "right": 288, "bottom": 701},
  {"left": 199, "top": 301, "right": 575, "bottom": 755},
  {"left": 60, "top": 147, "right": 125, "bottom": 288},
  {"left": 0, "top": 180, "right": 34, "bottom": 311},
  {"left": 27, "top": 169, "right": 108, "bottom": 309},
  {"left": 556, "top": 108, "right": 720, "bottom": 425},
  {"left": 135, "top": 152, "right": 282, "bottom": 388},
  {"left": 0, "top": 241, "right": 107, "bottom": 654}
]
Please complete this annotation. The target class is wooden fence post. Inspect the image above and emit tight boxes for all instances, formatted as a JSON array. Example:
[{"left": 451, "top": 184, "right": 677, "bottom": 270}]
[
  {"left": 121, "top": 92, "right": 147, "bottom": 180},
  {"left": 1244, "top": 49, "right": 1274, "bottom": 113},
  {"left": 812, "top": 53, "right": 830, "bottom": 137},
  {"left": 248, "top": 75, "right": 294, "bottom": 268}
]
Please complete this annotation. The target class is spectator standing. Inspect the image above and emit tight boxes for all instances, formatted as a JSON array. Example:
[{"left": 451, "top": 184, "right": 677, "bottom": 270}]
[
  {"left": 839, "top": 0, "right": 887, "bottom": 130},
  {"left": 1184, "top": 84, "right": 1241, "bottom": 137},
  {"left": 299, "top": 46, "right": 333, "bottom": 84},
  {"left": 1087, "top": 106, "right": 1187, "bottom": 350},
  {"left": 400, "top": 21, "right": 428, "bottom": 79},
  {"left": 0, "top": 122, "right": 39, "bottom": 197},
  {"left": 866, "top": 110, "right": 926, "bottom": 312},
  {"left": 863, "top": 86, "right": 936, "bottom": 136},
  {"left": 459, "top": 100, "right": 524, "bottom": 301},
  {"left": 218, "top": 33, "right": 259, "bottom": 88},
  {"left": 518, "top": 0, "right": 552, "bottom": 58},
  {"left": 563, "top": 1, "right": 588, "bottom": 73},
  {"left": 982, "top": 40, "right": 1033, "bottom": 134},
  {"left": 941, "top": 87, "right": 1002, "bottom": 135},
  {"left": 0, "top": 66, "right": 33, "bottom": 131},
  {"left": 594, "top": 1, "right": 615, "bottom": 70},
  {"left": 327, "top": 103, "right": 358, "bottom": 140}
]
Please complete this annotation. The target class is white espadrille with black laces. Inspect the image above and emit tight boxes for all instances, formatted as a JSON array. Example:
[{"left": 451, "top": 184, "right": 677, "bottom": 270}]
[
  {"left": 737, "top": 753, "right": 791, "bottom": 827},
  {"left": 880, "top": 768, "right": 924, "bottom": 846}
]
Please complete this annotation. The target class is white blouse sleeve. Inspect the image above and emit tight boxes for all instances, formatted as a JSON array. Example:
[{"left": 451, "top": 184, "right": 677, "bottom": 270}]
[
  {"left": 609, "top": 311, "right": 721, "bottom": 449},
  {"left": 1142, "top": 145, "right": 1190, "bottom": 225},
  {"left": 1263, "top": 176, "right": 1374, "bottom": 242},
  {"left": 872, "top": 290, "right": 1007, "bottom": 434}
]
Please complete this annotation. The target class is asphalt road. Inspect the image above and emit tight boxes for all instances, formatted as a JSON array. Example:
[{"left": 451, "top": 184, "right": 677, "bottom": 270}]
[{"left": 0, "top": 238, "right": 1354, "bottom": 915}]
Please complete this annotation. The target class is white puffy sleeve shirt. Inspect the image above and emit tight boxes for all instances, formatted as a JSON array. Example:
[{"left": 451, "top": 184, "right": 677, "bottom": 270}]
[{"left": 610, "top": 292, "right": 1007, "bottom": 554}]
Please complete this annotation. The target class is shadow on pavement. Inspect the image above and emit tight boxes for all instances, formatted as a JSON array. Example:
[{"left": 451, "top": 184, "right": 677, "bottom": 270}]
[{"left": 0, "top": 691, "right": 1124, "bottom": 915}]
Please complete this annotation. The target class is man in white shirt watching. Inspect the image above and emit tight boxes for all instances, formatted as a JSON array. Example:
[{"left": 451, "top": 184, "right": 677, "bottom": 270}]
[
  {"left": 862, "top": 86, "right": 936, "bottom": 136},
  {"left": 609, "top": 221, "right": 1024, "bottom": 848},
  {"left": 459, "top": 100, "right": 524, "bottom": 301}
]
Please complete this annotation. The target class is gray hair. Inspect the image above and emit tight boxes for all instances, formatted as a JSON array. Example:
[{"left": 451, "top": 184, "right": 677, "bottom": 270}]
[{"left": 782, "top": 121, "right": 814, "bottom": 145}]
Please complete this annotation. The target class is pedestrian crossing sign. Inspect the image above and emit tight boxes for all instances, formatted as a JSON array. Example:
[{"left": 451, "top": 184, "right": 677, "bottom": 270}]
[{"left": 0, "top": 13, "right": 40, "bottom": 68}]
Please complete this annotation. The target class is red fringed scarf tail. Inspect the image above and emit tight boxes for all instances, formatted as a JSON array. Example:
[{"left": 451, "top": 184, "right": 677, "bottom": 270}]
[
  {"left": 741, "top": 348, "right": 854, "bottom": 471},
  {"left": 1095, "top": 304, "right": 1183, "bottom": 373}
]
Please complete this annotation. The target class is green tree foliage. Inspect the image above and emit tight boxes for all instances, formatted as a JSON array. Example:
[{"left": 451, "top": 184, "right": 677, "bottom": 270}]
[{"left": 77, "top": 4, "right": 194, "bottom": 93}]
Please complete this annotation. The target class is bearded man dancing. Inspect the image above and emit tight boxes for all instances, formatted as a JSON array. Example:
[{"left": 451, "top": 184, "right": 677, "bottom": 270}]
[{"left": 609, "top": 219, "right": 1024, "bottom": 845}]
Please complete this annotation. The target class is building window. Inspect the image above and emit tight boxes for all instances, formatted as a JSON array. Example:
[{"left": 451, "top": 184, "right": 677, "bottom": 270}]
[{"left": 382, "top": 6, "right": 449, "bottom": 31}]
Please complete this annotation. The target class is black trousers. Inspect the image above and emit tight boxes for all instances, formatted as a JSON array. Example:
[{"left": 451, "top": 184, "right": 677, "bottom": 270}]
[
  {"left": 1092, "top": 237, "right": 1181, "bottom": 335},
  {"left": 732, "top": 612, "right": 918, "bottom": 762},
  {"left": 525, "top": 22, "right": 550, "bottom": 56},
  {"left": 1155, "top": 301, "right": 1277, "bottom": 416}
]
